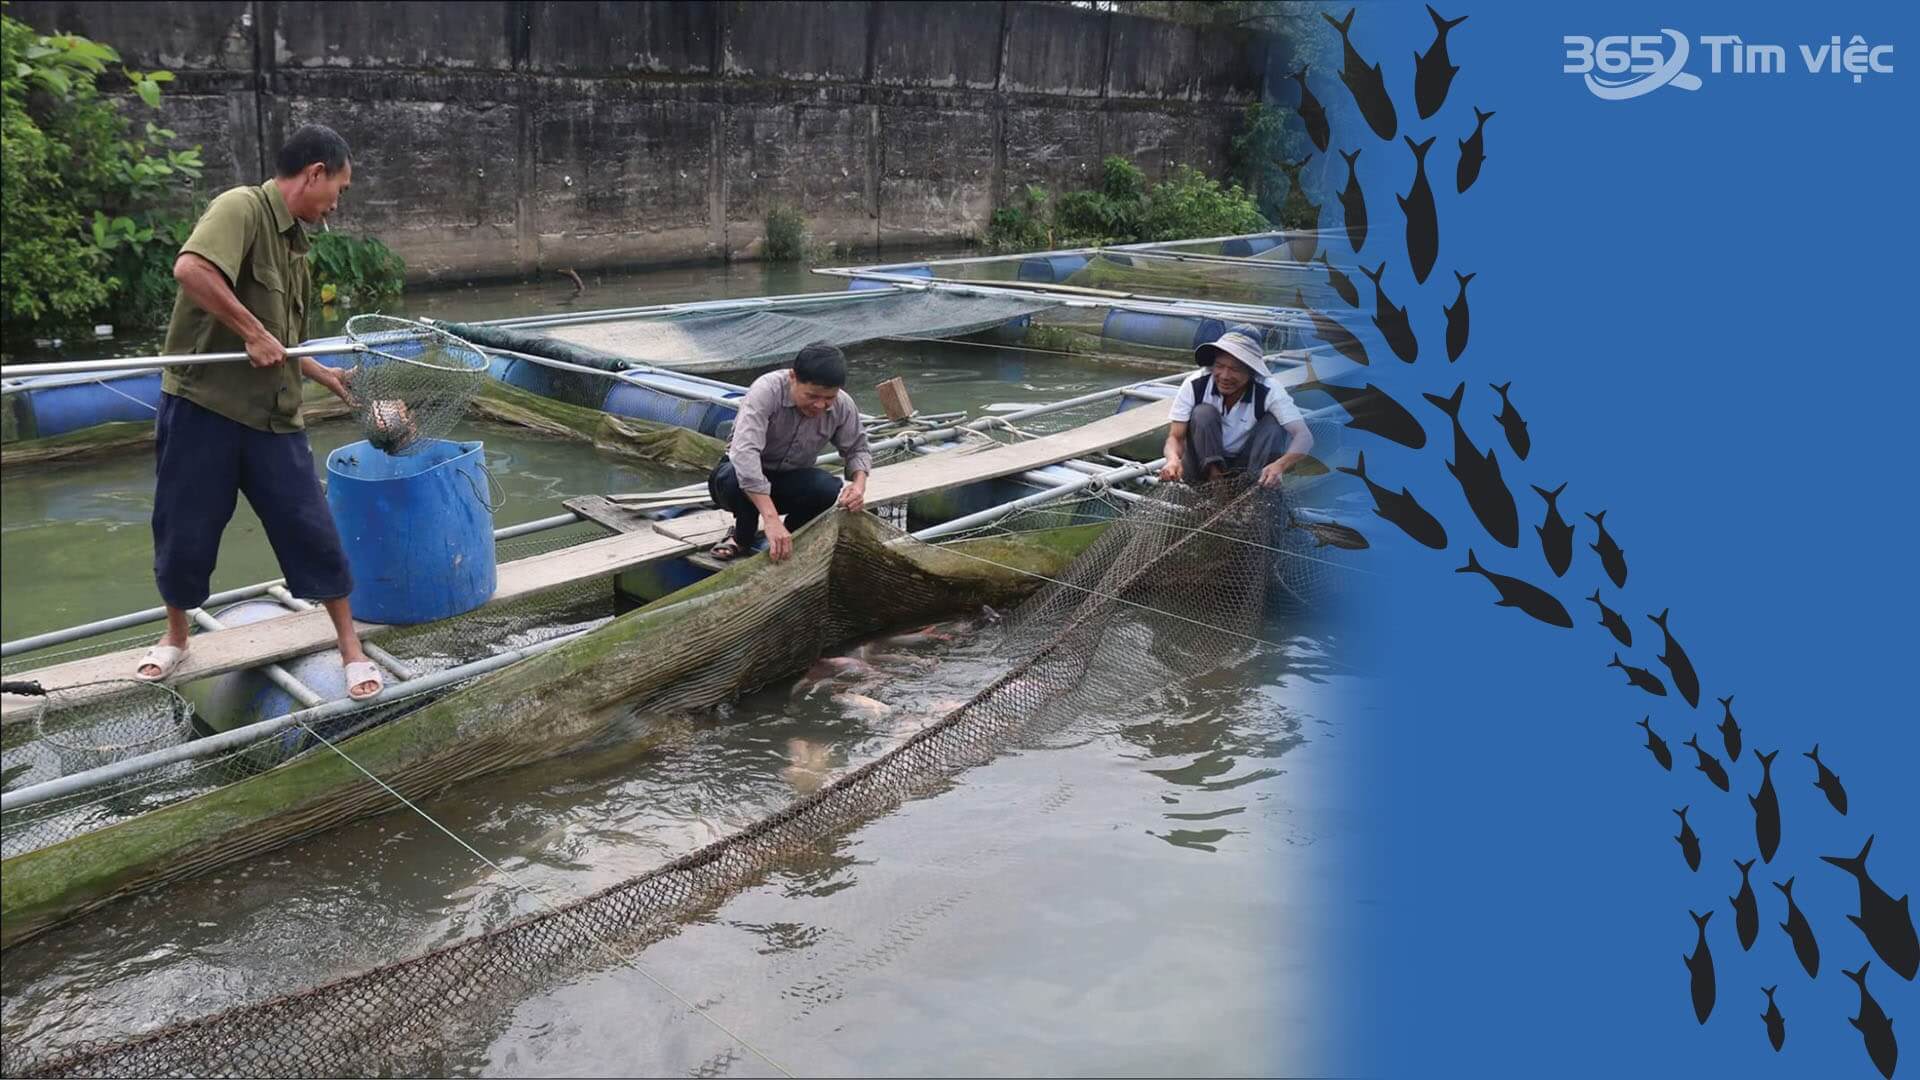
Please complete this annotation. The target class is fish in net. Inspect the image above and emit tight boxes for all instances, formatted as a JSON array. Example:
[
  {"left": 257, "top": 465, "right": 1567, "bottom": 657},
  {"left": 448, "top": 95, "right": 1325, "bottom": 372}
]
[
  {"left": 6, "top": 480, "right": 1325, "bottom": 1078},
  {"left": 340, "top": 315, "right": 490, "bottom": 455}
]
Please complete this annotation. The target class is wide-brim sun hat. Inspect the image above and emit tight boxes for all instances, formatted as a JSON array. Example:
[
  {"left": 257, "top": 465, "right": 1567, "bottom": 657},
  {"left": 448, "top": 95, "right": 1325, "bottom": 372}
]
[{"left": 1194, "top": 324, "right": 1272, "bottom": 379}]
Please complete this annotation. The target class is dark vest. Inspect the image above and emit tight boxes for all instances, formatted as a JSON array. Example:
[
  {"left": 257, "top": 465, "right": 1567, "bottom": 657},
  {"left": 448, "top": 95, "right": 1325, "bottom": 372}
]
[{"left": 1188, "top": 373, "right": 1270, "bottom": 417}]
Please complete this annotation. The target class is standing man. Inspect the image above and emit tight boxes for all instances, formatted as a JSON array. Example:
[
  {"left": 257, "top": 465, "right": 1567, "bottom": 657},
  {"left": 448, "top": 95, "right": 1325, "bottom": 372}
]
[
  {"left": 1159, "top": 325, "right": 1314, "bottom": 489},
  {"left": 136, "top": 124, "right": 381, "bottom": 700},
  {"left": 707, "top": 343, "right": 872, "bottom": 563}
]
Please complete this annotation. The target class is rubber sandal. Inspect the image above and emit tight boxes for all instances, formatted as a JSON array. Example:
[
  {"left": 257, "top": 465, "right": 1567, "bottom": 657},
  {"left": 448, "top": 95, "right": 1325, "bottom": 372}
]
[
  {"left": 709, "top": 536, "right": 745, "bottom": 561},
  {"left": 135, "top": 644, "right": 187, "bottom": 682},
  {"left": 345, "top": 660, "right": 384, "bottom": 701}
]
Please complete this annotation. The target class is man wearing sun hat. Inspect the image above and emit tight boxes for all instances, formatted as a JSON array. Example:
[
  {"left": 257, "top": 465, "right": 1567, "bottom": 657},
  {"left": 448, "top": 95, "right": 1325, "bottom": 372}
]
[{"left": 1158, "top": 324, "right": 1313, "bottom": 489}]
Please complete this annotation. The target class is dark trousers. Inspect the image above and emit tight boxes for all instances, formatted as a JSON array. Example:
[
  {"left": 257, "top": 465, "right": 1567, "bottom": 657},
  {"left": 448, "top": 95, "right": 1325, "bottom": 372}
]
[
  {"left": 152, "top": 393, "right": 353, "bottom": 610},
  {"left": 707, "top": 459, "right": 842, "bottom": 549},
  {"left": 1182, "top": 404, "right": 1287, "bottom": 482}
]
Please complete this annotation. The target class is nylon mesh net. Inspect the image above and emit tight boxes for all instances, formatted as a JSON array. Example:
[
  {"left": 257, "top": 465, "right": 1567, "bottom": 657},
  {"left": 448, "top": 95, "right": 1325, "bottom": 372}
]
[
  {"left": 341, "top": 315, "right": 491, "bottom": 455},
  {"left": 4, "top": 479, "right": 1331, "bottom": 1078}
]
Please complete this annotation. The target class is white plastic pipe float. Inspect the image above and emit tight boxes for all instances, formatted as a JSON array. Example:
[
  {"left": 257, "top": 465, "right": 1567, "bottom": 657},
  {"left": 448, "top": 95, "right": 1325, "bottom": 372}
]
[
  {"left": 832, "top": 231, "right": 1291, "bottom": 272},
  {"left": 0, "top": 343, "right": 363, "bottom": 386},
  {"left": 910, "top": 458, "right": 1165, "bottom": 541},
  {"left": 810, "top": 268, "right": 1311, "bottom": 327},
  {"left": 469, "top": 288, "right": 903, "bottom": 332}
]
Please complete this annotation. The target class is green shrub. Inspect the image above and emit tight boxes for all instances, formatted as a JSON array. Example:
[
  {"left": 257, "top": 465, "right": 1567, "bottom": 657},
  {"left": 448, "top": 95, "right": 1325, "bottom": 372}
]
[
  {"left": 1138, "top": 165, "right": 1269, "bottom": 242},
  {"left": 764, "top": 204, "right": 809, "bottom": 262},
  {"left": 308, "top": 232, "right": 406, "bottom": 308},
  {"left": 984, "top": 184, "right": 1053, "bottom": 253},
  {"left": 985, "top": 156, "right": 1267, "bottom": 254}
]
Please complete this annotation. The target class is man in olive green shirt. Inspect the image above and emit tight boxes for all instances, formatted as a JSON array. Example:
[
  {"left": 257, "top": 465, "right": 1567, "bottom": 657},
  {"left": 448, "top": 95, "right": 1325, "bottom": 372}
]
[{"left": 138, "top": 124, "right": 381, "bottom": 700}]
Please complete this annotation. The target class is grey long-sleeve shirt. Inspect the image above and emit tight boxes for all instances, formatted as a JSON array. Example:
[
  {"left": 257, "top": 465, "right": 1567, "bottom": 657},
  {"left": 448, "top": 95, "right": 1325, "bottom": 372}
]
[{"left": 726, "top": 370, "right": 873, "bottom": 495}]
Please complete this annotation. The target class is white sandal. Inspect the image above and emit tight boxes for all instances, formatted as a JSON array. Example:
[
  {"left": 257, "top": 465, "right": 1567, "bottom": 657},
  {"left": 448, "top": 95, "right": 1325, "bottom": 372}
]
[
  {"left": 135, "top": 644, "right": 187, "bottom": 682},
  {"left": 344, "top": 660, "right": 384, "bottom": 701}
]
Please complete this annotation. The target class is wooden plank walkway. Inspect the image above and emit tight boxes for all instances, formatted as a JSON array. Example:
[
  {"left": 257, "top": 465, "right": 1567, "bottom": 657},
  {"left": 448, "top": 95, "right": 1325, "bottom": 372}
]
[{"left": 2, "top": 398, "right": 1172, "bottom": 716}]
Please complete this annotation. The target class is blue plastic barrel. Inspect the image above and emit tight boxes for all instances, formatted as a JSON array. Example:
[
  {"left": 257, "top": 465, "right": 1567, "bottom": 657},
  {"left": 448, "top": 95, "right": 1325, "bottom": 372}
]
[
  {"left": 1221, "top": 236, "right": 1283, "bottom": 257},
  {"left": 194, "top": 599, "right": 351, "bottom": 731},
  {"left": 847, "top": 264, "right": 933, "bottom": 291},
  {"left": 1100, "top": 311, "right": 1226, "bottom": 354},
  {"left": 11, "top": 370, "right": 162, "bottom": 439},
  {"left": 602, "top": 374, "right": 741, "bottom": 437},
  {"left": 326, "top": 438, "right": 497, "bottom": 625},
  {"left": 493, "top": 355, "right": 581, "bottom": 402},
  {"left": 1016, "top": 254, "right": 1089, "bottom": 283},
  {"left": 972, "top": 313, "right": 1031, "bottom": 345}
]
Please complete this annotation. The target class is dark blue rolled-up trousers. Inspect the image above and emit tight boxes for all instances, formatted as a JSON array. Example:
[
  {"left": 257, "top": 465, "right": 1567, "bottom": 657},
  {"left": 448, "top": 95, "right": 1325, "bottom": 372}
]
[
  {"left": 706, "top": 459, "right": 842, "bottom": 550},
  {"left": 152, "top": 393, "right": 353, "bottom": 610}
]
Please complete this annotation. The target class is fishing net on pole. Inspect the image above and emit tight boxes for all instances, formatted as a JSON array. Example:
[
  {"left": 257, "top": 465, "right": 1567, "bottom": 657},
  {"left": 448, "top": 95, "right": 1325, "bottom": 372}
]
[
  {"left": 2, "top": 680, "right": 193, "bottom": 778},
  {"left": 6, "top": 481, "right": 1336, "bottom": 1078},
  {"left": 340, "top": 315, "right": 490, "bottom": 455}
]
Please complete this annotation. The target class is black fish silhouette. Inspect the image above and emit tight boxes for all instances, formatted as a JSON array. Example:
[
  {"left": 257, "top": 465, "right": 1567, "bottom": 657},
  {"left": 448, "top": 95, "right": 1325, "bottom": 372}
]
[
  {"left": 1425, "top": 382, "right": 1519, "bottom": 547},
  {"left": 1637, "top": 716, "right": 1673, "bottom": 771},
  {"left": 1807, "top": 744, "right": 1849, "bottom": 815},
  {"left": 1295, "top": 288, "right": 1372, "bottom": 367},
  {"left": 1823, "top": 836, "right": 1920, "bottom": 981},
  {"left": 1648, "top": 609, "right": 1700, "bottom": 708},
  {"left": 1684, "top": 909, "right": 1716, "bottom": 1024},
  {"left": 1490, "top": 381, "right": 1529, "bottom": 460},
  {"left": 1586, "top": 510, "right": 1629, "bottom": 587},
  {"left": 1751, "top": 750, "right": 1781, "bottom": 864},
  {"left": 1318, "top": 253, "right": 1360, "bottom": 308},
  {"left": 1533, "top": 483, "right": 1573, "bottom": 577},
  {"left": 1844, "top": 962, "right": 1900, "bottom": 1079},
  {"left": 1444, "top": 270, "right": 1473, "bottom": 362},
  {"left": 1338, "top": 148, "right": 1368, "bottom": 252},
  {"left": 1609, "top": 653, "right": 1668, "bottom": 697},
  {"left": 1413, "top": 6, "right": 1468, "bottom": 120},
  {"left": 1588, "top": 590, "right": 1632, "bottom": 646},
  {"left": 1732, "top": 858, "right": 1760, "bottom": 951},
  {"left": 1455, "top": 549, "right": 1573, "bottom": 628},
  {"left": 1289, "top": 514, "right": 1369, "bottom": 551},
  {"left": 1761, "top": 986, "right": 1786, "bottom": 1051},
  {"left": 1299, "top": 360, "right": 1426, "bottom": 449},
  {"left": 1775, "top": 876, "right": 1821, "bottom": 978},
  {"left": 1291, "top": 67, "right": 1330, "bottom": 153},
  {"left": 1276, "top": 156, "right": 1321, "bottom": 245},
  {"left": 1323, "top": 8, "right": 1397, "bottom": 141},
  {"left": 1684, "top": 733, "right": 1731, "bottom": 792},
  {"left": 1359, "top": 261, "right": 1418, "bottom": 363},
  {"left": 1717, "top": 694, "right": 1743, "bottom": 763},
  {"left": 1336, "top": 451, "right": 1448, "bottom": 550},
  {"left": 1674, "top": 806, "right": 1702, "bottom": 872},
  {"left": 1457, "top": 106, "right": 1493, "bottom": 194},
  {"left": 1398, "top": 136, "right": 1439, "bottom": 283}
]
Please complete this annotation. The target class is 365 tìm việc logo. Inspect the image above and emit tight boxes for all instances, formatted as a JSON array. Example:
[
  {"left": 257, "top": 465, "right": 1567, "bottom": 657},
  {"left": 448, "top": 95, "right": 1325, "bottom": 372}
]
[{"left": 1564, "top": 31, "right": 1895, "bottom": 99}]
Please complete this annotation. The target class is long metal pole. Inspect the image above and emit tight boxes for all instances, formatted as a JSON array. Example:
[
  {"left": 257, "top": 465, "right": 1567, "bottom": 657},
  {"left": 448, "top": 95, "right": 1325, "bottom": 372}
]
[
  {"left": 809, "top": 269, "right": 1309, "bottom": 325},
  {"left": 831, "top": 230, "right": 1289, "bottom": 273},
  {"left": 0, "top": 344, "right": 363, "bottom": 385},
  {"left": 910, "top": 459, "right": 1164, "bottom": 541},
  {"left": 468, "top": 288, "right": 899, "bottom": 332}
]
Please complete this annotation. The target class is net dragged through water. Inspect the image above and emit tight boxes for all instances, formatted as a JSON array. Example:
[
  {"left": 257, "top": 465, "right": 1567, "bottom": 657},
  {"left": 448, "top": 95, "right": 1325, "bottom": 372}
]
[{"left": 9, "top": 480, "right": 1323, "bottom": 1078}]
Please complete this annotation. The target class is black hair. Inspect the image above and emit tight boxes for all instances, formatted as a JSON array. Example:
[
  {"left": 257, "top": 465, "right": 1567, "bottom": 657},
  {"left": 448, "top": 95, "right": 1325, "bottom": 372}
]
[
  {"left": 792, "top": 342, "right": 847, "bottom": 388},
  {"left": 275, "top": 124, "right": 352, "bottom": 178}
]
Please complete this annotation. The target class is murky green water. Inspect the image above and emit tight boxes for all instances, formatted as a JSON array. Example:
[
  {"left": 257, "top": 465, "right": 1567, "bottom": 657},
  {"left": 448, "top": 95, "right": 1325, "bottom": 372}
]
[{"left": 0, "top": 257, "right": 1357, "bottom": 1076}]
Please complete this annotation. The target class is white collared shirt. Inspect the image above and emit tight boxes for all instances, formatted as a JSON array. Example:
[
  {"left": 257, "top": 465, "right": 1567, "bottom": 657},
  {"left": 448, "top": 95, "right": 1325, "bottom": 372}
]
[{"left": 1167, "top": 369, "right": 1303, "bottom": 455}]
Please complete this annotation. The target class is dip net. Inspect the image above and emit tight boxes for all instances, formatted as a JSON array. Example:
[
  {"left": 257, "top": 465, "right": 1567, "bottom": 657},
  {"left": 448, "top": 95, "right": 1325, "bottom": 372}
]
[
  {"left": 8, "top": 480, "right": 1335, "bottom": 1078},
  {"left": 341, "top": 315, "right": 490, "bottom": 455}
]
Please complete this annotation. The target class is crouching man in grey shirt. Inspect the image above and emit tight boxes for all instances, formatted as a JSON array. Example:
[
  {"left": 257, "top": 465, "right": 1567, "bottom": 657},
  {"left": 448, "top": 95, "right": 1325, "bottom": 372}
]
[{"left": 706, "top": 342, "right": 872, "bottom": 562}]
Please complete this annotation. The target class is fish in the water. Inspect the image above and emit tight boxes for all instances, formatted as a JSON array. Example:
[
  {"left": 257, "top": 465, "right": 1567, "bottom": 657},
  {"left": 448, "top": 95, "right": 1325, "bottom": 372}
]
[
  {"left": 1490, "top": 381, "right": 1529, "bottom": 460},
  {"left": 1358, "top": 261, "right": 1418, "bottom": 363},
  {"left": 1291, "top": 67, "right": 1330, "bottom": 152},
  {"left": 1323, "top": 8, "right": 1397, "bottom": 141},
  {"left": 1588, "top": 590, "right": 1632, "bottom": 647},
  {"left": 1425, "top": 382, "right": 1519, "bottom": 547},
  {"left": 1750, "top": 749, "right": 1781, "bottom": 864},
  {"left": 1775, "top": 876, "right": 1821, "bottom": 978},
  {"left": 1844, "top": 962, "right": 1901, "bottom": 1079},
  {"left": 1290, "top": 513, "right": 1370, "bottom": 551},
  {"left": 1684, "top": 909, "right": 1716, "bottom": 1023},
  {"left": 1295, "top": 287, "right": 1372, "bottom": 367},
  {"left": 1298, "top": 360, "right": 1426, "bottom": 449},
  {"left": 1717, "top": 694, "right": 1743, "bottom": 763},
  {"left": 1414, "top": 5, "right": 1468, "bottom": 119},
  {"left": 1760, "top": 986, "right": 1786, "bottom": 1051},
  {"left": 1732, "top": 858, "right": 1760, "bottom": 950},
  {"left": 1648, "top": 609, "right": 1700, "bottom": 708},
  {"left": 1586, "top": 510, "right": 1629, "bottom": 587},
  {"left": 1336, "top": 450, "right": 1449, "bottom": 550},
  {"left": 1637, "top": 716, "right": 1673, "bottom": 771},
  {"left": 1674, "top": 806, "right": 1702, "bottom": 872},
  {"left": 1684, "top": 733, "right": 1730, "bottom": 792},
  {"left": 781, "top": 737, "right": 835, "bottom": 796},
  {"left": 1533, "top": 482, "right": 1572, "bottom": 577},
  {"left": 1822, "top": 835, "right": 1920, "bottom": 981},
  {"left": 1338, "top": 148, "right": 1367, "bottom": 252},
  {"left": 1609, "top": 653, "right": 1668, "bottom": 697},
  {"left": 1807, "top": 744, "right": 1849, "bottom": 815},
  {"left": 1444, "top": 270, "right": 1473, "bottom": 362},
  {"left": 1457, "top": 106, "right": 1494, "bottom": 194},
  {"left": 1455, "top": 549, "right": 1573, "bottom": 628},
  {"left": 790, "top": 654, "right": 875, "bottom": 698},
  {"left": 831, "top": 692, "right": 894, "bottom": 722},
  {"left": 1318, "top": 253, "right": 1360, "bottom": 308},
  {"left": 1398, "top": 135, "right": 1439, "bottom": 283}
]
